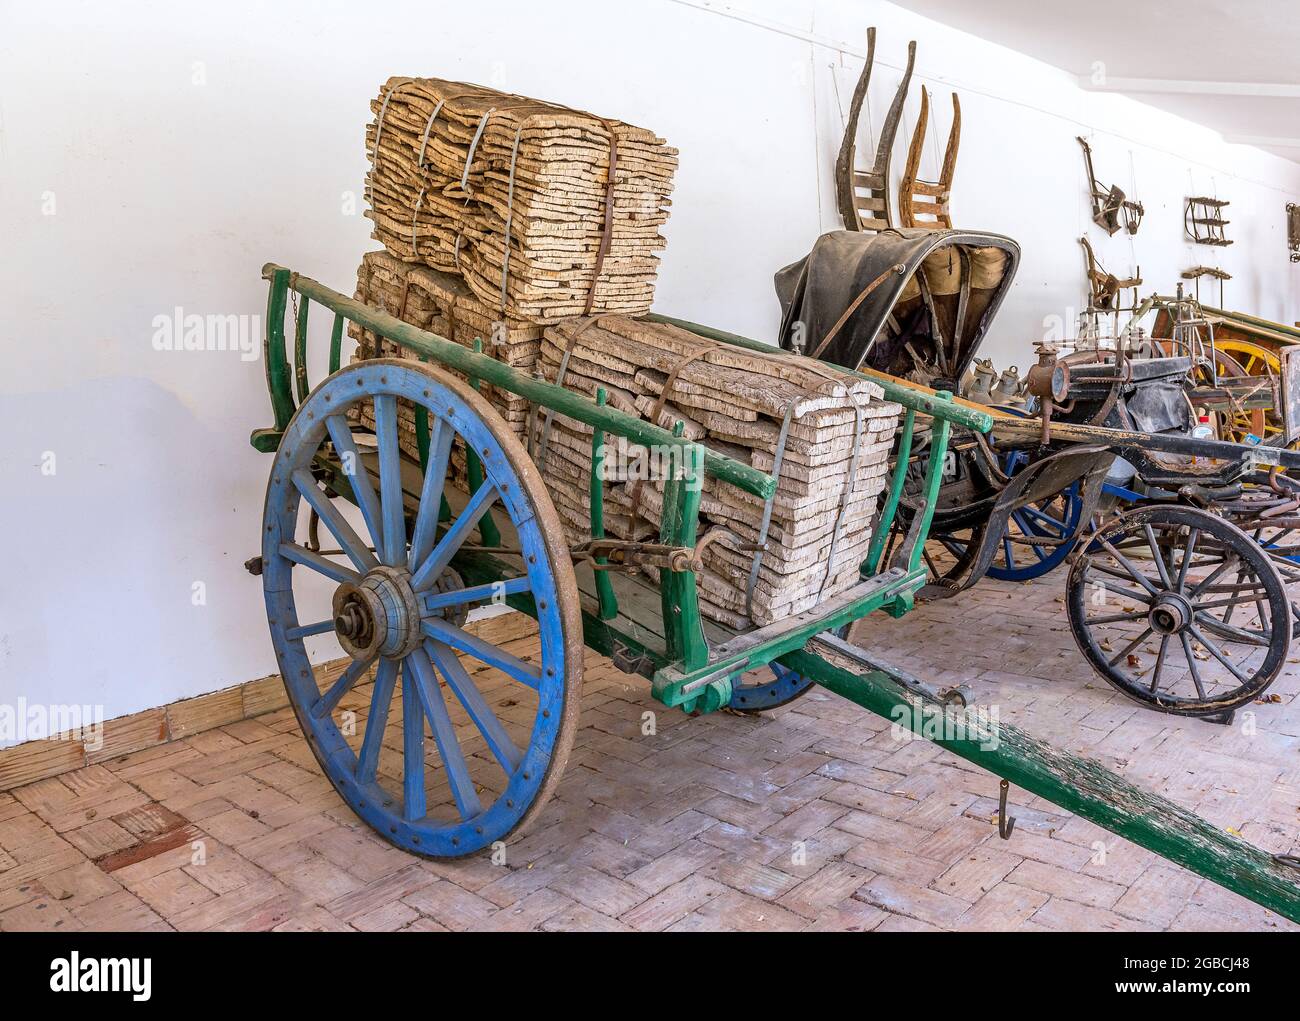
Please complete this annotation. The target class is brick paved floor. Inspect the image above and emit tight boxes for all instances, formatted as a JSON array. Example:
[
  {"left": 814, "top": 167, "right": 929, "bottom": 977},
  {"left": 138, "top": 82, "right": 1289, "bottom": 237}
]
[{"left": 2, "top": 572, "right": 1298, "bottom": 932}]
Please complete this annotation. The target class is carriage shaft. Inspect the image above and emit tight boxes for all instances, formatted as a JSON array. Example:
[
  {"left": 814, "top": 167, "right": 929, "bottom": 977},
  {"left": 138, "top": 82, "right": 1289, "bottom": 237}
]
[{"left": 782, "top": 647, "right": 1300, "bottom": 923}]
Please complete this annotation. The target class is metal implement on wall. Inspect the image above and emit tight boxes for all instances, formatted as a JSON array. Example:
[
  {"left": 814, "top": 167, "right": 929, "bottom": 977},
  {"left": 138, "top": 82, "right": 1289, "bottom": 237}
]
[
  {"left": 835, "top": 28, "right": 915, "bottom": 232},
  {"left": 1077, "top": 136, "right": 1144, "bottom": 235},
  {"left": 1186, "top": 196, "right": 1233, "bottom": 246}
]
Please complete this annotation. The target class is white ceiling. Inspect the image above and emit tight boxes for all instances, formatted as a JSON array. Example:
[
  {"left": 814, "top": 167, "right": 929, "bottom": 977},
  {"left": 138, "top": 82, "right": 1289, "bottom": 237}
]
[{"left": 897, "top": 0, "right": 1300, "bottom": 161}]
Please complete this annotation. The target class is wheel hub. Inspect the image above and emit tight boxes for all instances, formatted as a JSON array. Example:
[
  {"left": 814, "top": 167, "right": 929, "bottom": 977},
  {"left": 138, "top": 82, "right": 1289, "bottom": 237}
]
[
  {"left": 1148, "top": 592, "right": 1192, "bottom": 636},
  {"left": 333, "top": 565, "right": 424, "bottom": 660}
]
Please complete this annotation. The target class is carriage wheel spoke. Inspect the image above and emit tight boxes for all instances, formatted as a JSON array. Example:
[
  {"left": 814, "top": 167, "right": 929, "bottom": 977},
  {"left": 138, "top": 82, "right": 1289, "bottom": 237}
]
[
  {"left": 312, "top": 653, "right": 376, "bottom": 720},
  {"left": 292, "top": 470, "right": 378, "bottom": 572},
  {"left": 1144, "top": 525, "right": 1173, "bottom": 588},
  {"left": 1097, "top": 537, "right": 1161, "bottom": 596},
  {"left": 1175, "top": 527, "right": 1199, "bottom": 591},
  {"left": 287, "top": 619, "right": 335, "bottom": 640},
  {"left": 408, "top": 418, "right": 455, "bottom": 571},
  {"left": 426, "top": 640, "right": 524, "bottom": 776},
  {"left": 400, "top": 662, "right": 426, "bottom": 821},
  {"left": 1147, "top": 635, "right": 1172, "bottom": 693},
  {"left": 1187, "top": 558, "right": 1238, "bottom": 600},
  {"left": 1179, "top": 633, "right": 1208, "bottom": 699},
  {"left": 356, "top": 658, "right": 398, "bottom": 784},
  {"left": 280, "top": 543, "right": 360, "bottom": 585},
  {"left": 407, "top": 647, "right": 483, "bottom": 820},
  {"left": 1021, "top": 504, "right": 1069, "bottom": 533},
  {"left": 373, "top": 395, "right": 407, "bottom": 567},
  {"left": 421, "top": 576, "right": 530, "bottom": 615},
  {"left": 1084, "top": 608, "right": 1148, "bottom": 625},
  {"left": 421, "top": 617, "right": 541, "bottom": 689},
  {"left": 1192, "top": 611, "right": 1271, "bottom": 648},
  {"left": 1107, "top": 626, "right": 1153, "bottom": 668},
  {"left": 1187, "top": 625, "right": 1251, "bottom": 684},
  {"left": 410, "top": 481, "right": 499, "bottom": 591},
  {"left": 1082, "top": 562, "right": 1155, "bottom": 601},
  {"left": 326, "top": 415, "right": 384, "bottom": 555}
]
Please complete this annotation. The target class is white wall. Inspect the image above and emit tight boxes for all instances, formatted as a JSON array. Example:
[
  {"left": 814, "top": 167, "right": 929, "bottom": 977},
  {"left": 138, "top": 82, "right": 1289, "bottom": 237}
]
[{"left": 3, "top": 0, "right": 1299, "bottom": 737}]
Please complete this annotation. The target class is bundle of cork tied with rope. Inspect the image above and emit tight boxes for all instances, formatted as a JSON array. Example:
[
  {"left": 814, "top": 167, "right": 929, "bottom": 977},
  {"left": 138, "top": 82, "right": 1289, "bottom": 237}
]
[{"left": 351, "top": 75, "right": 901, "bottom": 628}]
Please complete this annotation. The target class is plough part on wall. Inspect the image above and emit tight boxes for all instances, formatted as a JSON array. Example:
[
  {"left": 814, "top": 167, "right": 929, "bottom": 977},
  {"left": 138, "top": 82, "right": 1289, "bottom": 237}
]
[
  {"left": 900, "top": 87, "right": 961, "bottom": 228},
  {"left": 1287, "top": 203, "right": 1299, "bottom": 262},
  {"left": 1185, "top": 196, "right": 1232, "bottom": 246},
  {"left": 835, "top": 28, "right": 915, "bottom": 232},
  {"left": 1076, "top": 136, "right": 1143, "bottom": 235},
  {"left": 1181, "top": 265, "right": 1231, "bottom": 306},
  {"left": 1079, "top": 235, "right": 1141, "bottom": 311}
]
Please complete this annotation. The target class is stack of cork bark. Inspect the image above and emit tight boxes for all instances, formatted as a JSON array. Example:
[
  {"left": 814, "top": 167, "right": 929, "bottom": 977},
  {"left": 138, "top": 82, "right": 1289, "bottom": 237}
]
[
  {"left": 364, "top": 77, "right": 677, "bottom": 323},
  {"left": 347, "top": 251, "right": 542, "bottom": 476},
  {"left": 532, "top": 316, "right": 901, "bottom": 626}
]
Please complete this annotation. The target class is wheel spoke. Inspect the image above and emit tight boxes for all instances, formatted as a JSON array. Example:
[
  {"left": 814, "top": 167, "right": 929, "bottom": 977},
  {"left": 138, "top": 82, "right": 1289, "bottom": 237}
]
[
  {"left": 356, "top": 657, "right": 397, "bottom": 784},
  {"left": 410, "top": 482, "right": 499, "bottom": 592},
  {"left": 1107, "top": 626, "right": 1153, "bottom": 668},
  {"left": 292, "top": 470, "right": 378, "bottom": 572},
  {"left": 279, "top": 542, "right": 360, "bottom": 585},
  {"left": 1081, "top": 566, "right": 1153, "bottom": 605},
  {"left": 312, "top": 654, "right": 376, "bottom": 719},
  {"left": 374, "top": 395, "right": 407, "bottom": 567},
  {"left": 1144, "top": 524, "right": 1173, "bottom": 588},
  {"left": 1096, "top": 536, "right": 1161, "bottom": 595},
  {"left": 1186, "top": 558, "right": 1238, "bottom": 600},
  {"left": 1179, "top": 633, "right": 1208, "bottom": 699},
  {"left": 408, "top": 418, "right": 455, "bottom": 571},
  {"left": 420, "top": 576, "right": 530, "bottom": 615},
  {"left": 1147, "top": 635, "right": 1171, "bottom": 693},
  {"left": 421, "top": 617, "right": 541, "bottom": 689},
  {"left": 1175, "top": 527, "right": 1200, "bottom": 591},
  {"left": 426, "top": 639, "right": 523, "bottom": 775},
  {"left": 1187, "top": 625, "right": 1251, "bottom": 684},
  {"left": 287, "top": 619, "right": 335, "bottom": 640},
  {"left": 1192, "top": 611, "right": 1271, "bottom": 648},
  {"left": 400, "top": 661, "right": 426, "bottom": 821},
  {"left": 1084, "top": 608, "right": 1149, "bottom": 625},
  {"left": 1021, "top": 504, "right": 1069, "bottom": 533},
  {"left": 407, "top": 647, "right": 483, "bottom": 820},
  {"left": 326, "top": 415, "right": 384, "bottom": 555}
]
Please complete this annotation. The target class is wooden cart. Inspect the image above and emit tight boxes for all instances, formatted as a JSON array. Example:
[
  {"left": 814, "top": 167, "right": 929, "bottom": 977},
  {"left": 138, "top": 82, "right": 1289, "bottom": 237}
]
[{"left": 248, "top": 263, "right": 1300, "bottom": 921}]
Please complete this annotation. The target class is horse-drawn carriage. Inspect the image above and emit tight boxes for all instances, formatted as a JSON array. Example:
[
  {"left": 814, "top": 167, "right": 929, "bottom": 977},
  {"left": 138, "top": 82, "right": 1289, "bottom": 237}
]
[{"left": 780, "top": 228, "right": 1300, "bottom": 720}]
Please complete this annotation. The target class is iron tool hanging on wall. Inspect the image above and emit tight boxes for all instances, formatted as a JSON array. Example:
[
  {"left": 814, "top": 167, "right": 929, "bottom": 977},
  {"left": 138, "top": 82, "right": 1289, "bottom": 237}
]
[
  {"left": 1077, "top": 136, "right": 1143, "bottom": 235},
  {"left": 1185, "top": 196, "right": 1232, "bottom": 246},
  {"left": 1287, "top": 203, "right": 1299, "bottom": 262}
]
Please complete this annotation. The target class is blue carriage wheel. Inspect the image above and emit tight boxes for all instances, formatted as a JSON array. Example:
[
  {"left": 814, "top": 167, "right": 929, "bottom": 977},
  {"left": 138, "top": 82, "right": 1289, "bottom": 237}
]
[
  {"left": 728, "top": 659, "right": 816, "bottom": 712},
  {"left": 261, "top": 359, "right": 583, "bottom": 858},
  {"left": 728, "top": 624, "right": 851, "bottom": 712},
  {"left": 985, "top": 482, "right": 1084, "bottom": 582}
]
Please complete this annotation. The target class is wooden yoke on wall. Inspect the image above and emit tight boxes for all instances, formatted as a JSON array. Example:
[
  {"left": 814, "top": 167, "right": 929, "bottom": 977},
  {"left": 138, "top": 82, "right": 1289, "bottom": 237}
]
[
  {"left": 900, "top": 86, "right": 960, "bottom": 228},
  {"left": 835, "top": 28, "right": 916, "bottom": 232}
]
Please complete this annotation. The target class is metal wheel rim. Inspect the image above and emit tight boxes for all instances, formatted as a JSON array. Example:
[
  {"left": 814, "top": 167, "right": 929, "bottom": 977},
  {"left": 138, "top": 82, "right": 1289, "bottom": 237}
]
[
  {"left": 1066, "top": 504, "right": 1290, "bottom": 715},
  {"left": 261, "top": 360, "right": 582, "bottom": 857}
]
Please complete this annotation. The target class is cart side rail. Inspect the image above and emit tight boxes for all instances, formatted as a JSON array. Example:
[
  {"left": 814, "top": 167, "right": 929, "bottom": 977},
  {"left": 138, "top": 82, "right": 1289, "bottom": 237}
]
[{"left": 256, "top": 264, "right": 777, "bottom": 501}]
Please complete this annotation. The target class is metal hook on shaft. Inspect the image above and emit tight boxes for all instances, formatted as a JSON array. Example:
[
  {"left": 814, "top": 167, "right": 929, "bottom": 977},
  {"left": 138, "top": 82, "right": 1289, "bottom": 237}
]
[{"left": 997, "top": 778, "right": 1016, "bottom": 840}]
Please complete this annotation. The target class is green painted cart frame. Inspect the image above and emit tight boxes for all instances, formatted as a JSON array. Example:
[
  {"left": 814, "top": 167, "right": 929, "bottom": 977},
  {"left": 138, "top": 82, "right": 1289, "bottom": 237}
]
[{"left": 250, "top": 262, "right": 1300, "bottom": 922}]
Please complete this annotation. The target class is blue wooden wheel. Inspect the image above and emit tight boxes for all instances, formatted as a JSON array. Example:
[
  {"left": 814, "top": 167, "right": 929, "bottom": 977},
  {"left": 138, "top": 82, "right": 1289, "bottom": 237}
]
[
  {"left": 985, "top": 450, "right": 1084, "bottom": 582},
  {"left": 260, "top": 359, "right": 582, "bottom": 858},
  {"left": 728, "top": 659, "right": 816, "bottom": 712}
]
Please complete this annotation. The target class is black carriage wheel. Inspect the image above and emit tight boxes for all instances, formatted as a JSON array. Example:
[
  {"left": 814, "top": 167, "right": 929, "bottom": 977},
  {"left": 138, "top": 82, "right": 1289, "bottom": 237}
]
[{"left": 1066, "top": 505, "right": 1290, "bottom": 716}]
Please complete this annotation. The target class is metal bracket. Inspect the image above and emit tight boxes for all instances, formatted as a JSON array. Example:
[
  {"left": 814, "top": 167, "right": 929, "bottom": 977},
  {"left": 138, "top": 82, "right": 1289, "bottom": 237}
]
[
  {"left": 998, "top": 779, "right": 1017, "bottom": 839},
  {"left": 571, "top": 539, "right": 700, "bottom": 574}
]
